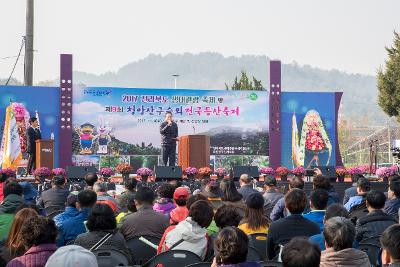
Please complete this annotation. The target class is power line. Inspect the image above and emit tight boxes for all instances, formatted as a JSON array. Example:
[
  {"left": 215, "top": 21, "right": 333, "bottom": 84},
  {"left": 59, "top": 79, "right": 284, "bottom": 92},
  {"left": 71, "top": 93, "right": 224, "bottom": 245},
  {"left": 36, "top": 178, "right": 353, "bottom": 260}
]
[{"left": 5, "top": 37, "right": 25, "bottom": 86}]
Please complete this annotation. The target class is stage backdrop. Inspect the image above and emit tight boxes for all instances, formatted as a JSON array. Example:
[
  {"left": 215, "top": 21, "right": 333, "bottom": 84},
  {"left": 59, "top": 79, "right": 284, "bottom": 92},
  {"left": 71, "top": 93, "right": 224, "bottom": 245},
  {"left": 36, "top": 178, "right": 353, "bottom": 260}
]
[
  {"left": 72, "top": 87, "right": 269, "bottom": 170},
  {"left": 0, "top": 86, "right": 60, "bottom": 167},
  {"left": 280, "top": 92, "right": 337, "bottom": 169}
]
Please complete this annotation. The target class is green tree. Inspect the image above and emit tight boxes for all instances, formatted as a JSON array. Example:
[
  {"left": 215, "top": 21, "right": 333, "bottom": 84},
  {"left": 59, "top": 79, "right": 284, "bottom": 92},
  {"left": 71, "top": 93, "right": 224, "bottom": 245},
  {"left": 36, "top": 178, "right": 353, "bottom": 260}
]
[
  {"left": 378, "top": 31, "right": 400, "bottom": 122},
  {"left": 225, "top": 71, "right": 265, "bottom": 91}
]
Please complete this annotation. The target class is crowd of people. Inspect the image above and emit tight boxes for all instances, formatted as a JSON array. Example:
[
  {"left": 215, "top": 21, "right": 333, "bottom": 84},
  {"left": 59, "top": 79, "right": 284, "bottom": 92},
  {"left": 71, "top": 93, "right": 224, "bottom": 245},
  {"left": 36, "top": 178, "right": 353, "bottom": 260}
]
[{"left": 0, "top": 169, "right": 399, "bottom": 267}]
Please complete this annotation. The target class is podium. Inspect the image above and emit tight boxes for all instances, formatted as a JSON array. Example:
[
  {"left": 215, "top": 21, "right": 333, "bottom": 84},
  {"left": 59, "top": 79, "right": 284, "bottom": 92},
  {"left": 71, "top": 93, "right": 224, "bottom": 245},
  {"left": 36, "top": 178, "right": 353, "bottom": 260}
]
[
  {"left": 35, "top": 140, "right": 55, "bottom": 170},
  {"left": 178, "top": 135, "right": 210, "bottom": 169}
]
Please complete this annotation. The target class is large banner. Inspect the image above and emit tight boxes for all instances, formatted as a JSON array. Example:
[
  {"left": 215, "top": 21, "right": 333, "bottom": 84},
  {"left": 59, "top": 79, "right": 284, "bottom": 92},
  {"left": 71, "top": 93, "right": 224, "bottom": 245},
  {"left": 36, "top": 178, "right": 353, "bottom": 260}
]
[
  {"left": 73, "top": 87, "right": 269, "bottom": 170},
  {"left": 0, "top": 86, "right": 60, "bottom": 167},
  {"left": 280, "top": 92, "right": 336, "bottom": 169}
]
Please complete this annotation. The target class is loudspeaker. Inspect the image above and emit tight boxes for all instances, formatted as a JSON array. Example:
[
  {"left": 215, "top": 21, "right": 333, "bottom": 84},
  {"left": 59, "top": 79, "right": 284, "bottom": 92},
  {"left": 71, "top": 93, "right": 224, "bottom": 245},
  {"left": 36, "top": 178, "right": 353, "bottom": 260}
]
[
  {"left": 67, "top": 166, "right": 98, "bottom": 180},
  {"left": 315, "top": 166, "right": 336, "bottom": 181},
  {"left": 232, "top": 166, "right": 259, "bottom": 181},
  {"left": 154, "top": 166, "right": 183, "bottom": 181}
]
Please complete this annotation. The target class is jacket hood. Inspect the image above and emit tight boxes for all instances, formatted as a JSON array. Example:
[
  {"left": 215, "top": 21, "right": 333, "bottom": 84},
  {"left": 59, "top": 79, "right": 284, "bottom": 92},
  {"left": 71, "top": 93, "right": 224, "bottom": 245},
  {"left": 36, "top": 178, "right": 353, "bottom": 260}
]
[
  {"left": 173, "top": 217, "right": 207, "bottom": 243},
  {"left": 321, "top": 248, "right": 370, "bottom": 266},
  {"left": 170, "top": 206, "right": 189, "bottom": 224},
  {"left": 0, "top": 194, "right": 24, "bottom": 213}
]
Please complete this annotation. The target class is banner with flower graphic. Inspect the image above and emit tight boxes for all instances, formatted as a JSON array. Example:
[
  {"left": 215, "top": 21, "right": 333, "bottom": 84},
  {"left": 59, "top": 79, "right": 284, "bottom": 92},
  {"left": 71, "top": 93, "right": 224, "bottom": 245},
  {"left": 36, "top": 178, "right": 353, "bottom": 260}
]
[{"left": 0, "top": 104, "right": 22, "bottom": 168}]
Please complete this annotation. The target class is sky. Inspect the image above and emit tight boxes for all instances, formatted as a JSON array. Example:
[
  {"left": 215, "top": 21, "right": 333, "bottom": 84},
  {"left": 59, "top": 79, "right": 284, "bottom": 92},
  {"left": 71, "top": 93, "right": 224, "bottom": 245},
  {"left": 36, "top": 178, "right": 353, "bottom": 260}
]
[{"left": 0, "top": 0, "right": 399, "bottom": 83}]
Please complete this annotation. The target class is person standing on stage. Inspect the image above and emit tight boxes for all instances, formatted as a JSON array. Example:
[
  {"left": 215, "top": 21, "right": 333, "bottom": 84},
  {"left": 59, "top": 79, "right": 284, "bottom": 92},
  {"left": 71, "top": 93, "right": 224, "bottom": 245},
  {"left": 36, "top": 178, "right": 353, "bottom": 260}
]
[
  {"left": 160, "top": 111, "right": 178, "bottom": 166},
  {"left": 26, "top": 117, "right": 41, "bottom": 176}
]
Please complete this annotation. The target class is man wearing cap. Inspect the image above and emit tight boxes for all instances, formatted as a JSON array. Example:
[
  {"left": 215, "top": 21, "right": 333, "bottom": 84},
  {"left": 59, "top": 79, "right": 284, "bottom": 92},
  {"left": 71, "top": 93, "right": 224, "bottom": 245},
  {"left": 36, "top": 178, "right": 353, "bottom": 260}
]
[
  {"left": 170, "top": 187, "right": 190, "bottom": 225},
  {"left": 37, "top": 176, "right": 70, "bottom": 217},
  {"left": 263, "top": 177, "right": 284, "bottom": 218}
]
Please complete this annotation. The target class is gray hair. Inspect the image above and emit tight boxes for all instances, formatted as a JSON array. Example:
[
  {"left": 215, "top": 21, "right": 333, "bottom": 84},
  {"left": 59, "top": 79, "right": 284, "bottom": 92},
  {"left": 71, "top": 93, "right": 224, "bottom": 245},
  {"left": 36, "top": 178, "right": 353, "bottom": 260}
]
[
  {"left": 323, "top": 217, "right": 355, "bottom": 251},
  {"left": 93, "top": 182, "right": 108, "bottom": 193},
  {"left": 240, "top": 174, "right": 251, "bottom": 184}
]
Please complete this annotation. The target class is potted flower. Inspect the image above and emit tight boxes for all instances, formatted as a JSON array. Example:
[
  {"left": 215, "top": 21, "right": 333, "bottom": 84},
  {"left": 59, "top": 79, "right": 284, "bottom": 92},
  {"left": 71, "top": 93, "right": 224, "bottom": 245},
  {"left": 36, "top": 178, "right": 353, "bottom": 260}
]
[
  {"left": 52, "top": 168, "right": 66, "bottom": 177},
  {"left": 214, "top": 167, "right": 227, "bottom": 180},
  {"left": 136, "top": 167, "right": 153, "bottom": 183},
  {"left": 116, "top": 163, "right": 133, "bottom": 183},
  {"left": 291, "top": 166, "right": 305, "bottom": 178},
  {"left": 335, "top": 167, "right": 347, "bottom": 182},
  {"left": 0, "top": 168, "right": 16, "bottom": 178},
  {"left": 184, "top": 167, "right": 198, "bottom": 180},
  {"left": 34, "top": 167, "right": 51, "bottom": 183},
  {"left": 198, "top": 167, "right": 212, "bottom": 179},
  {"left": 276, "top": 166, "right": 290, "bottom": 181},
  {"left": 99, "top": 167, "right": 114, "bottom": 181},
  {"left": 259, "top": 167, "right": 275, "bottom": 180},
  {"left": 376, "top": 166, "right": 396, "bottom": 181},
  {"left": 347, "top": 166, "right": 363, "bottom": 181}
]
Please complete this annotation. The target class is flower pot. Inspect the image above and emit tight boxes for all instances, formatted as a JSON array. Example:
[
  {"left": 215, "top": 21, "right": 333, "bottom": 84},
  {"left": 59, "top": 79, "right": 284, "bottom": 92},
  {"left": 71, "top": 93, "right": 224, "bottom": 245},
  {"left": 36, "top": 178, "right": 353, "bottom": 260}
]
[{"left": 280, "top": 174, "right": 288, "bottom": 181}]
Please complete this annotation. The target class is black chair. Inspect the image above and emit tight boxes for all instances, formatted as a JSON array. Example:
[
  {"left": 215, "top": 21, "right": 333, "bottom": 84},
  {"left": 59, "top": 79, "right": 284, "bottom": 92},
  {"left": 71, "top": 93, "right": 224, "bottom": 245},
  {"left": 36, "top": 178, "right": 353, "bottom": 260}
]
[
  {"left": 260, "top": 260, "right": 283, "bottom": 267},
  {"left": 246, "top": 246, "right": 262, "bottom": 262},
  {"left": 92, "top": 249, "right": 130, "bottom": 267},
  {"left": 126, "top": 236, "right": 160, "bottom": 265},
  {"left": 249, "top": 233, "right": 268, "bottom": 260},
  {"left": 185, "top": 263, "right": 212, "bottom": 267},
  {"left": 359, "top": 237, "right": 382, "bottom": 267},
  {"left": 143, "top": 250, "right": 202, "bottom": 267}
]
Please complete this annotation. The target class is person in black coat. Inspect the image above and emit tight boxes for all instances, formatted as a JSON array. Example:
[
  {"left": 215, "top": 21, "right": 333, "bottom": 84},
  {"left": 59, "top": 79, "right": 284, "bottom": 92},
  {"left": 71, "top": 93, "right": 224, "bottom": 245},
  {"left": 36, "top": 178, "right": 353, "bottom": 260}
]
[
  {"left": 26, "top": 117, "right": 41, "bottom": 175},
  {"left": 159, "top": 111, "right": 178, "bottom": 166}
]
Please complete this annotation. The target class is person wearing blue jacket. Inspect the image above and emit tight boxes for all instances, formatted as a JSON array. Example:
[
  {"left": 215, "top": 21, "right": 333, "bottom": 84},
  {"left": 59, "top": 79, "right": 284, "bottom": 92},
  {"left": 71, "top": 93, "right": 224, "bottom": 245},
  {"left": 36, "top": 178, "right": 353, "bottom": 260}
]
[{"left": 303, "top": 189, "right": 329, "bottom": 232}]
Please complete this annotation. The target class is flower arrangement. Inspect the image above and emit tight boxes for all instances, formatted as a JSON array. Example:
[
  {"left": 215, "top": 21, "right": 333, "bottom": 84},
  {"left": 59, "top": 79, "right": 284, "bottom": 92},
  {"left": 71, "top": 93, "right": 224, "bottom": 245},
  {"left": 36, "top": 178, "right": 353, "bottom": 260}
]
[
  {"left": 291, "top": 166, "right": 305, "bottom": 176},
  {"left": 136, "top": 167, "right": 153, "bottom": 177},
  {"left": 116, "top": 163, "right": 133, "bottom": 174},
  {"left": 276, "top": 166, "right": 290, "bottom": 176},
  {"left": 184, "top": 167, "right": 198, "bottom": 176},
  {"left": 0, "top": 168, "right": 16, "bottom": 177},
  {"left": 198, "top": 167, "right": 212, "bottom": 176},
  {"left": 52, "top": 168, "right": 66, "bottom": 176},
  {"left": 335, "top": 167, "right": 347, "bottom": 176},
  {"left": 34, "top": 167, "right": 51, "bottom": 177},
  {"left": 214, "top": 167, "right": 227, "bottom": 176},
  {"left": 358, "top": 164, "right": 375, "bottom": 174},
  {"left": 347, "top": 166, "right": 363, "bottom": 175},
  {"left": 376, "top": 166, "right": 397, "bottom": 178},
  {"left": 259, "top": 167, "right": 275, "bottom": 176},
  {"left": 99, "top": 167, "right": 114, "bottom": 177}
]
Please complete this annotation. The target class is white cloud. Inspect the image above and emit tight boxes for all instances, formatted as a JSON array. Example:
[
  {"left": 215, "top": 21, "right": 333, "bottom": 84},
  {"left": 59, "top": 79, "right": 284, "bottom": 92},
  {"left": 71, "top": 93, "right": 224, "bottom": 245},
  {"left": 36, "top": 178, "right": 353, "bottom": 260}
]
[{"left": 73, "top": 101, "right": 104, "bottom": 116}]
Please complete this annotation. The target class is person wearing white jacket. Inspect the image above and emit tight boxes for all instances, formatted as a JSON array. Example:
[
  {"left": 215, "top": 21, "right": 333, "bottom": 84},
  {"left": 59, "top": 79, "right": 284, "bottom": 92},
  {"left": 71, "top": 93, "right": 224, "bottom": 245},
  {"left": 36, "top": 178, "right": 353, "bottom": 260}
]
[{"left": 162, "top": 200, "right": 214, "bottom": 260}]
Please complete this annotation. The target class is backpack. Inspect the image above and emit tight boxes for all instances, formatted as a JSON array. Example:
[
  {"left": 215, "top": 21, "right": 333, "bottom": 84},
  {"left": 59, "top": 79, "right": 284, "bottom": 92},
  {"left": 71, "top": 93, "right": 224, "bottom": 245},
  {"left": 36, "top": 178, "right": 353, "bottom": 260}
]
[{"left": 348, "top": 199, "right": 368, "bottom": 224}]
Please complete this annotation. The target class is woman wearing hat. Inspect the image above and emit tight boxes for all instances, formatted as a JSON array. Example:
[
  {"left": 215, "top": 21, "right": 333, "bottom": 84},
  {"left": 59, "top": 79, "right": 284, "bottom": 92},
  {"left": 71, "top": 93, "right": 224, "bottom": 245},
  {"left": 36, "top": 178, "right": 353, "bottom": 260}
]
[{"left": 238, "top": 193, "right": 270, "bottom": 235}]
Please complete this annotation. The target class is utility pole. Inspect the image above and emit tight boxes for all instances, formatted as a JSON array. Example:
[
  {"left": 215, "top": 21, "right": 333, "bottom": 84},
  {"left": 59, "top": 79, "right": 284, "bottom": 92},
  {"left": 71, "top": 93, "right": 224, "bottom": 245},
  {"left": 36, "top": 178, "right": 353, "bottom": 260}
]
[{"left": 24, "top": 0, "right": 34, "bottom": 86}]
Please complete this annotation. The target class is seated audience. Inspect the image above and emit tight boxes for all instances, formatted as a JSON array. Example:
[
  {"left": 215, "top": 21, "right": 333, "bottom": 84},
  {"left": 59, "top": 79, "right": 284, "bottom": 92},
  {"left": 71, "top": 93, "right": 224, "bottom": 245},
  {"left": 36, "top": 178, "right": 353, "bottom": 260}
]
[
  {"left": 53, "top": 192, "right": 79, "bottom": 227},
  {"left": 0, "top": 182, "right": 24, "bottom": 240},
  {"left": 343, "top": 174, "right": 364, "bottom": 205},
  {"left": 270, "top": 176, "right": 304, "bottom": 221},
  {"left": 281, "top": 237, "right": 321, "bottom": 267},
  {"left": 220, "top": 179, "right": 246, "bottom": 216},
  {"left": 214, "top": 205, "right": 243, "bottom": 230},
  {"left": 262, "top": 176, "right": 283, "bottom": 218},
  {"left": 267, "top": 188, "right": 320, "bottom": 260},
  {"left": 84, "top": 172, "right": 98, "bottom": 190},
  {"left": 7, "top": 216, "right": 58, "bottom": 267},
  {"left": 237, "top": 174, "right": 259, "bottom": 201},
  {"left": 116, "top": 178, "right": 137, "bottom": 213},
  {"left": 312, "top": 175, "right": 339, "bottom": 205},
  {"left": 303, "top": 189, "right": 329, "bottom": 231},
  {"left": 57, "top": 190, "right": 97, "bottom": 246},
  {"left": 344, "top": 177, "right": 370, "bottom": 211},
  {"left": 0, "top": 208, "right": 38, "bottom": 263},
  {"left": 380, "top": 224, "right": 400, "bottom": 267},
  {"left": 116, "top": 194, "right": 136, "bottom": 226},
  {"left": 320, "top": 217, "right": 369, "bottom": 267},
  {"left": 169, "top": 187, "right": 190, "bottom": 225},
  {"left": 204, "top": 181, "right": 224, "bottom": 211},
  {"left": 238, "top": 193, "right": 270, "bottom": 235},
  {"left": 153, "top": 183, "right": 176, "bottom": 216},
  {"left": 45, "top": 245, "right": 98, "bottom": 267},
  {"left": 161, "top": 200, "right": 214, "bottom": 260},
  {"left": 211, "top": 226, "right": 261, "bottom": 267},
  {"left": 74, "top": 204, "right": 131, "bottom": 262},
  {"left": 37, "top": 176, "right": 69, "bottom": 217},
  {"left": 309, "top": 203, "right": 349, "bottom": 250},
  {"left": 18, "top": 182, "right": 38, "bottom": 205},
  {"left": 355, "top": 190, "right": 397, "bottom": 243},
  {"left": 121, "top": 186, "right": 169, "bottom": 240},
  {"left": 93, "top": 182, "right": 119, "bottom": 213},
  {"left": 384, "top": 181, "right": 400, "bottom": 216}
]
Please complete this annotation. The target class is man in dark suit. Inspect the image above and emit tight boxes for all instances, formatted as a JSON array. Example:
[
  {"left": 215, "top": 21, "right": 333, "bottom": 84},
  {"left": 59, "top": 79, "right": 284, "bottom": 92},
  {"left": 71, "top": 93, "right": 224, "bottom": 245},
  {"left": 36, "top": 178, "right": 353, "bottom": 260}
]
[
  {"left": 26, "top": 117, "right": 41, "bottom": 175},
  {"left": 159, "top": 111, "right": 178, "bottom": 166}
]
